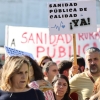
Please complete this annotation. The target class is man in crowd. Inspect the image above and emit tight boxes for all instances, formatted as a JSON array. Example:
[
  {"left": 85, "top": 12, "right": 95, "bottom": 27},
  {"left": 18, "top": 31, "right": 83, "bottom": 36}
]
[
  {"left": 69, "top": 56, "right": 86, "bottom": 100},
  {"left": 42, "top": 61, "right": 59, "bottom": 83},
  {"left": 69, "top": 47, "right": 100, "bottom": 100},
  {"left": 69, "top": 55, "right": 85, "bottom": 76},
  {"left": 58, "top": 60, "right": 72, "bottom": 78}
]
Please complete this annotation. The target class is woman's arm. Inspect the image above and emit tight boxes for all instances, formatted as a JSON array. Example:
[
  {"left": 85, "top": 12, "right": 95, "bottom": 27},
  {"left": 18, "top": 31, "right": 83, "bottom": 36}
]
[
  {"left": 29, "top": 81, "right": 39, "bottom": 89},
  {"left": 29, "top": 80, "right": 47, "bottom": 89}
]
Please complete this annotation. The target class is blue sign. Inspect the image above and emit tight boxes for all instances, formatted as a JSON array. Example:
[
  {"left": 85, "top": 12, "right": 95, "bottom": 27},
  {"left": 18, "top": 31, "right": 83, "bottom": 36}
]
[{"left": 5, "top": 46, "right": 34, "bottom": 60}]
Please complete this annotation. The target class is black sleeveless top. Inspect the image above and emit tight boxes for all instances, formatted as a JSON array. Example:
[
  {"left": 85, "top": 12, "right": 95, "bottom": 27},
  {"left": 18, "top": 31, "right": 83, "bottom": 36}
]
[{"left": 0, "top": 89, "right": 45, "bottom": 100}]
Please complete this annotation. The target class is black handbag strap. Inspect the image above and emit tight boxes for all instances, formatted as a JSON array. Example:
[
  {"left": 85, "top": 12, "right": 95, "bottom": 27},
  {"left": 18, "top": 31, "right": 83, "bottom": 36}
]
[{"left": 34, "top": 90, "right": 39, "bottom": 100}]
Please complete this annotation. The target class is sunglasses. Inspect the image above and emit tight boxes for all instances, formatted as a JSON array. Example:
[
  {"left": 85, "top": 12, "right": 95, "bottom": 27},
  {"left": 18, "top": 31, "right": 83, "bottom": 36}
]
[{"left": 41, "top": 62, "right": 46, "bottom": 66}]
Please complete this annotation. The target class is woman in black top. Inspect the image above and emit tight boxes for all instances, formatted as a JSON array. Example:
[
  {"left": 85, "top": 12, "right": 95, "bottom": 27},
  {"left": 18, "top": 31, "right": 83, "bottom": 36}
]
[
  {"left": 52, "top": 74, "right": 72, "bottom": 100},
  {"left": 0, "top": 56, "right": 45, "bottom": 100},
  {"left": 0, "top": 89, "right": 44, "bottom": 100}
]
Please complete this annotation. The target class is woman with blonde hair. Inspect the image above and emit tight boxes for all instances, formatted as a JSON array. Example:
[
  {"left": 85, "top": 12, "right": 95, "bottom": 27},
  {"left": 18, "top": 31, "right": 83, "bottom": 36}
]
[{"left": 0, "top": 56, "right": 45, "bottom": 100}]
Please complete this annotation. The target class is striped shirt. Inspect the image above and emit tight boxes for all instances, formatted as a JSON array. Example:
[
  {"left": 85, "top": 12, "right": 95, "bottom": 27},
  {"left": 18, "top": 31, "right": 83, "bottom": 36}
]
[{"left": 28, "top": 81, "right": 55, "bottom": 100}]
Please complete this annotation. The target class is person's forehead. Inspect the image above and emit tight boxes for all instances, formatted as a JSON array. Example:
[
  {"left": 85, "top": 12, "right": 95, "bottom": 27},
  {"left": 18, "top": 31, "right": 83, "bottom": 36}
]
[
  {"left": 49, "top": 65, "right": 58, "bottom": 69},
  {"left": 85, "top": 52, "right": 100, "bottom": 59},
  {"left": 56, "top": 78, "right": 67, "bottom": 83},
  {"left": 19, "top": 63, "right": 28, "bottom": 71}
]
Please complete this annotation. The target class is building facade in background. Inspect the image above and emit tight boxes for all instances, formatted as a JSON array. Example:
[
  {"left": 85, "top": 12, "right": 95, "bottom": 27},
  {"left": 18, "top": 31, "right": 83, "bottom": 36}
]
[{"left": 0, "top": 0, "right": 100, "bottom": 46}]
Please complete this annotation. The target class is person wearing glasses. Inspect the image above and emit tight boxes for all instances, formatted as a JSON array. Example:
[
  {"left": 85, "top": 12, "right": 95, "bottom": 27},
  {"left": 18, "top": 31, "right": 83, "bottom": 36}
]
[{"left": 38, "top": 56, "right": 52, "bottom": 68}]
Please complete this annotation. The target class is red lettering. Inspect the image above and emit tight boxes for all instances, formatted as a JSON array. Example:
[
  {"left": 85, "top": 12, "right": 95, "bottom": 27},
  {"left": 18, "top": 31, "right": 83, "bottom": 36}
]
[
  {"left": 78, "top": 32, "right": 99, "bottom": 41},
  {"left": 36, "top": 33, "right": 43, "bottom": 44},
  {"left": 93, "top": 42, "right": 97, "bottom": 47},
  {"left": 36, "top": 46, "right": 45, "bottom": 58},
  {"left": 78, "top": 45, "right": 80, "bottom": 55},
  {"left": 56, "top": 35, "right": 65, "bottom": 44},
  {"left": 84, "top": 33, "right": 88, "bottom": 39},
  {"left": 58, "top": 46, "right": 66, "bottom": 58},
  {"left": 47, "top": 47, "right": 55, "bottom": 58},
  {"left": 69, "top": 46, "right": 72, "bottom": 57},
  {"left": 83, "top": 44, "right": 89, "bottom": 54},
  {"left": 44, "top": 33, "right": 47, "bottom": 44},
  {"left": 95, "top": 32, "right": 100, "bottom": 39},
  {"left": 28, "top": 33, "right": 35, "bottom": 43},
  {"left": 65, "top": 34, "right": 72, "bottom": 44},
  {"left": 78, "top": 33, "right": 84, "bottom": 40},
  {"left": 21, "top": 32, "right": 27, "bottom": 43},
  {"left": 49, "top": 35, "right": 56, "bottom": 44},
  {"left": 89, "top": 33, "right": 95, "bottom": 39}
]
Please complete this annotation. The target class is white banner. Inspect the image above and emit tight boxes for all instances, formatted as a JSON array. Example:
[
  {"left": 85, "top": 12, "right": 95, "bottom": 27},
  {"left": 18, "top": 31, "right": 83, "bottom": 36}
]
[
  {"left": 48, "top": 0, "right": 96, "bottom": 35},
  {"left": 5, "top": 26, "right": 100, "bottom": 63}
]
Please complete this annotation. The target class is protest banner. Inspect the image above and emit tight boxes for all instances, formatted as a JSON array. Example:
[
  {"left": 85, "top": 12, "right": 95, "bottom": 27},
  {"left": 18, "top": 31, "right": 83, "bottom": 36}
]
[
  {"left": 5, "top": 26, "right": 100, "bottom": 63},
  {"left": 48, "top": 0, "right": 97, "bottom": 65},
  {"left": 5, "top": 46, "right": 34, "bottom": 59},
  {"left": 48, "top": 0, "right": 96, "bottom": 34}
]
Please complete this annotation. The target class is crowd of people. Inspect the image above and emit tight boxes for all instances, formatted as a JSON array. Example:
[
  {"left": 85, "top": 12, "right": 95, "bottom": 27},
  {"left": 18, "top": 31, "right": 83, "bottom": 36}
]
[{"left": 0, "top": 47, "right": 100, "bottom": 100}]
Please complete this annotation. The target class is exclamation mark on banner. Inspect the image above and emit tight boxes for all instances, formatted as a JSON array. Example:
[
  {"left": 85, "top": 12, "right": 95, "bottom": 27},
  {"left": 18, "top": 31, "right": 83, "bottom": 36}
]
[
  {"left": 87, "top": 18, "right": 90, "bottom": 25},
  {"left": 70, "top": 22, "right": 73, "bottom": 30}
]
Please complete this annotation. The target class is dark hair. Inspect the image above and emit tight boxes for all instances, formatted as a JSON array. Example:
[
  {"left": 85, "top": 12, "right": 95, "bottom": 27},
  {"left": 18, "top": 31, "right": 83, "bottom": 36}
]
[
  {"left": 86, "top": 47, "right": 100, "bottom": 54},
  {"left": 58, "top": 60, "right": 72, "bottom": 74},
  {"left": 69, "top": 55, "right": 85, "bottom": 69},
  {"left": 25, "top": 56, "right": 44, "bottom": 81},
  {"left": 0, "top": 63, "right": 2, "bottom": 69},
  {"left": 42, "top": 61, "right": 57, "bottom": 73},
  {"left": 52, "top": 74, "right": 71, "bottom": 100},
  {"left": 77, "top": 57, "right": 85, "bottom": 68},
  {"left": 38, "top": 56, "right": 52, "bottom": 67}
]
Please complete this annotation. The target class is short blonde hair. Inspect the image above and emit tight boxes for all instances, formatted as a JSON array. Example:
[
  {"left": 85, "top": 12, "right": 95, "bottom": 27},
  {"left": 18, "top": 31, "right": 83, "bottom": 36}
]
[{"left": 0, "top": 56, "right": 30, "bottom": 91}]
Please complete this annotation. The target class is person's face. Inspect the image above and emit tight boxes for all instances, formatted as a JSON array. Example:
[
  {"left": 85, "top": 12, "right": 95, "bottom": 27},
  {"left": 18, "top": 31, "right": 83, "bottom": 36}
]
[
  {"left": 41, "top": 59, "right": 51, "bottom": 67},
  {"left": 85, "top": 52, "right": 100, "bottom": 74},
  {"left": 70, "top": 65, "right": 79, "bottom": 75},
  {"left": 79, "top": 66, "right": 85, "bottom": 73},
  {"left": 63, "top": 69, "right": 70, "bottom": 78},
  {"left": 47, "top": 65, "right": 59, "bottom": 80},
  {"left": 11, "top": 63, "right": 29, "bottom": 90},
  {"left": 53, "top": 78, "right": 68, "bottom": 97},
  {"left": 29, "top": 66, "right": 34, "bottom": 81}
]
